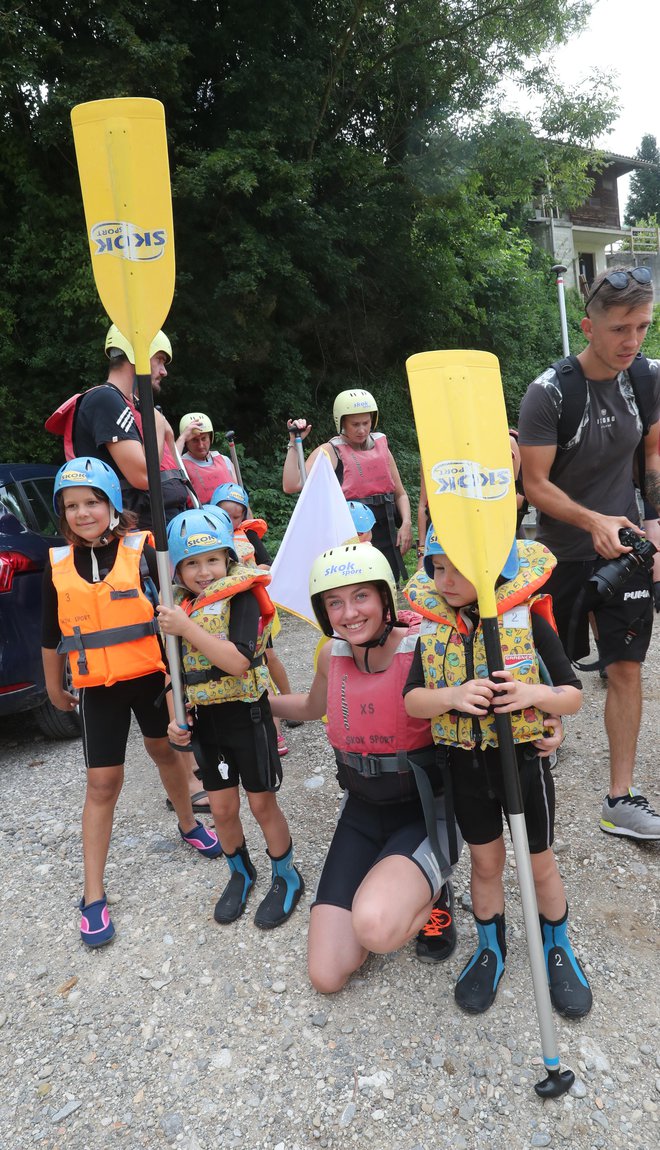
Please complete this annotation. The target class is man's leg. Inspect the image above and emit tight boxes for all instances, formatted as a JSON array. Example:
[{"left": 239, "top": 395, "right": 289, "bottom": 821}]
[
  {"left": 600, "top": 659, "right": 660, "bottom": 840},
  {"left": 604, "top": 659, "right": 641, "bottom": 797}
]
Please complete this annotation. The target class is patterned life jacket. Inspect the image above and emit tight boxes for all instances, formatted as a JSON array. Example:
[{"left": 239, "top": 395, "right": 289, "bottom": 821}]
[
  {"left": 51, "top": 532, "right": 164, "bottom": 688},
  {"left": 233, "top": 519, "right": 268, "bottom": 568},
  {"left": 329, "top": 431, "right": 395, "bottom": 500},
  {"left": 326, "top": 620, "right": 439, "bottom": 803},
  {"left": 405, "top": 541, "right": 557, "bottom": 750},
  {"left": 182, "top": 453, "right": 235, "bottom": 504},
  {"left": 176, "top": 564, "right": 275, "bottom": 705}
]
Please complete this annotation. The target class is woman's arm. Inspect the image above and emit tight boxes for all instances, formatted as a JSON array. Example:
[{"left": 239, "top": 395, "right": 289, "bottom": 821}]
[
  {"left": 269, "top": 641, "right": 330, "bottom": 721},
  {"left": 416, "top": 467, "right": 427, "bottom": 568},
  {"left": 388, "top": 452, "right": 412, "bottom": 556},
  {"left": 282, "top": 419, "right": 325, "bottom": 493}
]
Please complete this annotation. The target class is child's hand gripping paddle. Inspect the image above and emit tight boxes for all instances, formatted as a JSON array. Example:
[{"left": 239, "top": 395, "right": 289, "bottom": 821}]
[
  {"left": 70, "top": 97, "right": 188, "bottom": 734},
  {"left": 406, "top": 349, "right": 574, "bottom": 1099}
]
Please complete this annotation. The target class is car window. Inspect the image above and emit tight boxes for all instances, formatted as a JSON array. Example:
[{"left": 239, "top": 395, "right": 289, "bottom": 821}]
[
  {"left": 21, "top": 478, "right": 60, "bottom": 536},
  {"left": 0, "top": 483, "right": 28, "bottom": 526}
]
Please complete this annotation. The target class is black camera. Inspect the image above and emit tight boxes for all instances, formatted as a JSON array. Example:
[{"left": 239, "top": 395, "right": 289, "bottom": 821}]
[{"left": 588, "top": 528, "right": 657, "bottom": 603}]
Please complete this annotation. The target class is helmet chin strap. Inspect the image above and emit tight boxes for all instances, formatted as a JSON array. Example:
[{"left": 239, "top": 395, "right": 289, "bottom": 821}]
[
  {"left": 89, "top": 507, "right": 120, "bottom": 580},
  {"left": 356, "top": 620, "right": 394, "bottom": 673}
]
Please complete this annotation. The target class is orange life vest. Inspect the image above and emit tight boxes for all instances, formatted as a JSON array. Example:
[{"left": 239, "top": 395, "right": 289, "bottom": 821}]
[{"left": 51, "top": 532, "right": 165, "bottom": 688}]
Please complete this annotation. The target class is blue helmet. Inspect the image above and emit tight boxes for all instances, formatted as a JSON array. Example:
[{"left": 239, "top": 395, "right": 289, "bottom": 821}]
[
  {"left": 53, "top": 457, "right": 123, "bottom": 515},
  {"left": 167, "top": 508, "right": 238, "bottom": 573},
  {"left": 209, "top": 482, "right": 249, "bottom": 517},
  {"left": 201, "top": 504, "right": 234, "bottom": 532},
  {"left": 347, "top": 500, "right": 376, "bottom": 535},
  {"left": 423, "top": 525, "right": 519, "bottom": 582}
]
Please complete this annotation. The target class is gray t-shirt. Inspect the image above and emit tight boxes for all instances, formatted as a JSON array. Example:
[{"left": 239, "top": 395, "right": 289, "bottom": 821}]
[{"left": 517, "top": 362, "right": 660, "bottom": 561}]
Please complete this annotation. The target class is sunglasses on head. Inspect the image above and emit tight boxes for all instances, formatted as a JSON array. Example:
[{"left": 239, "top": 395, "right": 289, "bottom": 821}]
[{"left": 585, "top": 266, "right": 652, "bottom": 313}]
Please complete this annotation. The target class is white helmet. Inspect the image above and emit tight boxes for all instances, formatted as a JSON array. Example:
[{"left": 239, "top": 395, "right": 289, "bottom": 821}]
[
  {"left": 179, "top": 412, "right": 213, "bottom": 436},
  {"left": 332, "top": 389, "right": 378, "bottom": 434},
  {"left": 105, "top": 324, "right": 172, "bottom": 365},
  {"left": 309, "top": 543, "right": 396, "bottom": 637}
]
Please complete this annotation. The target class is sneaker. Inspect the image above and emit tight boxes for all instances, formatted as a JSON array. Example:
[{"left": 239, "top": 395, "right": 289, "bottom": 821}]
[
  {"left": 599, "top": 789, "right": 660, "bottom": 840},
  {"left": 284, "top": 719, "right": 304, "bottom": 729},
  {"left": 277, "top": 734, "right": 289, "bottom": 757},
  {"left": 79, "top": 894, "right": 115, "bottom": 948},
  {"left": 415, "top": 882, "right": 457, "bottom": 963},
  {"left": 179, "top": 820, "right": 223, "bottom": 858}
]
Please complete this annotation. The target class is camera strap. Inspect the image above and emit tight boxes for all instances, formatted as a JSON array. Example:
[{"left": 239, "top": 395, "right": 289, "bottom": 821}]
[{"left": 565, "top": 584, "right": 601, "bottom": 672}]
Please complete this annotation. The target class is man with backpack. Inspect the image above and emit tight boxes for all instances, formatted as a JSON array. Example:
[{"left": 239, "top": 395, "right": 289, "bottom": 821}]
[
  {"left": 518, "top": 266, "right": 660, "bottom": 840},
  {"left": 71, "top": 326, "right": 188, "bottom": 527}
]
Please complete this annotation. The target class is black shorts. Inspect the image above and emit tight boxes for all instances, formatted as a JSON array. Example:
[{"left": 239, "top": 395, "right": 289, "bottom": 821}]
[
  {"left": 79, "top": 671, "right": 169, "bottom": 769},
  {"left": 450, "top": 746, "right": 555, "bottom": 853},
  {"left": 192, "top": 692, "right": 282, "bottom": 794},
  {"left": 545, "top": 560, "right": 653, "bottom": 666},
  {"left": 313, "top": 791, "right": 456, "bottom": 909},
  {"left": 371, "top": 505, "right": 406, "bottom": 584}
]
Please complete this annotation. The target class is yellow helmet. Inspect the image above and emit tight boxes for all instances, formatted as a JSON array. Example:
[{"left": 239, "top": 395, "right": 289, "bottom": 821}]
[
  {"left": 332, "top": 389, "right": 378, "bottom": 434},
  {"left": 179, "top": 412, "right": 213, "bottom": 436},
  {"left": 309, "top": 543, "right": 396, "bottom": 637},
  {"left": 105, "top": 324, "right": 172, "bottom": 365}
]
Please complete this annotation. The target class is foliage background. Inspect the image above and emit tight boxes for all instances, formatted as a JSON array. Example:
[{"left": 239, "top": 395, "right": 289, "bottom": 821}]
[{"left": 1, "top": 0, "right": 643, "bottom": 546}]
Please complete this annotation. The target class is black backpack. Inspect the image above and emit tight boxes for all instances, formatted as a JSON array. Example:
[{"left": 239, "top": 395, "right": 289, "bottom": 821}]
[{"left": 552, "top": 353, "right": 654, "bottom": 497}]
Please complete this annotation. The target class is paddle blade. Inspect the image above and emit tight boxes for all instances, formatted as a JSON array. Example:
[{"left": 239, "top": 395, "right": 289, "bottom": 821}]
[
  {"left": 406, "top": 349, "right": 516, "bottom": 616},
  {"left": 71, "top": 97, "right": 175, "bottom": 374}
]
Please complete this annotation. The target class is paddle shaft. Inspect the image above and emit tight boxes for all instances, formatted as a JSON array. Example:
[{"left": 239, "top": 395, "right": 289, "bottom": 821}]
[
  {"left": 295, "top": 435, "right": 307, "bottom": 488},
  {"left": 481, "top": 617, "right": 566, "bottom": 1081},
  {"left": 136, "top": 375, "right": 188, "bottom": 729},
  {"left": 225, "top": 432, "right": 244, "bottom": 488},
  {"left": 172, "top": 440, "right": 200, "bottom": 509}
]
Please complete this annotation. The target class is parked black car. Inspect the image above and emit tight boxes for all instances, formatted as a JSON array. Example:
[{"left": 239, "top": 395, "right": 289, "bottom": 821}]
[{"left": 0, "top": 463, "right": 80, "bottom": 738}]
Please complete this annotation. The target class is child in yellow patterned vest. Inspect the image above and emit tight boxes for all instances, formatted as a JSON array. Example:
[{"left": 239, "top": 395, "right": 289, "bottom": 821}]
[
  {"left": 157, "top": 507, "right": 304, "bottom": 928},
  {"left": 403, "top": 527, "right": 592, "bottom": 1019}
]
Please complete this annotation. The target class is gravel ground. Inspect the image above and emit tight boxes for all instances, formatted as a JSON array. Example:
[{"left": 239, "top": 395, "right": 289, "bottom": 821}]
[{"left": 0, "top": 612, "right": 658, "bottom": 1150}]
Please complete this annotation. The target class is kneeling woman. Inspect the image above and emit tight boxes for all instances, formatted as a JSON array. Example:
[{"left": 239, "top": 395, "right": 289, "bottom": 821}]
[{"left": 270, "top": 544, "right": 460, "bottom": 993}]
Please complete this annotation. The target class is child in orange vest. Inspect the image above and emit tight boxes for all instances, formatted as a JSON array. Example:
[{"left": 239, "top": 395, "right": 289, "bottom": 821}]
[{"left": 41, "top": 457, "right": 221, "bottom": 948}]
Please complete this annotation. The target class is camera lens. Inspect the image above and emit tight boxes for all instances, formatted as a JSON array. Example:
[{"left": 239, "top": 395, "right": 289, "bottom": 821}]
[{"left": 589, "top": 554, "right": 638, "bottom": 602}]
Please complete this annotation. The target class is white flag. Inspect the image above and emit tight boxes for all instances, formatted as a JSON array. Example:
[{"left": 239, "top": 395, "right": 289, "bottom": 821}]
[{"left": 269, "top": 451, "right": 357, "bottom": 626}]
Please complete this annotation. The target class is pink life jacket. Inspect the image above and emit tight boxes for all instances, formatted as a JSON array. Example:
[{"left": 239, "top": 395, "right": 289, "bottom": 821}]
[
  {"left": 329, "top": 431, "right": 395, "bottom": 500},
  {"left": 325, "top": 622, "right": 434, "bottom": 802},
  {"left": 182, "top": 453, "right": 235, "bottom": 504}
]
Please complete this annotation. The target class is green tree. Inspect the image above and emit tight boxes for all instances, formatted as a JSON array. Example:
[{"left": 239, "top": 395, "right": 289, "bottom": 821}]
[
  {"left": 0, "top": 0, "right": 612, "bottom": 477},
  {"left": 624, "top": 135, "right": 660, "bottom": 225}
]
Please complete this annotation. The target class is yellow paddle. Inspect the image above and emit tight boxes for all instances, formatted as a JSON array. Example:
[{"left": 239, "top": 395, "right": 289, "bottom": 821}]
[
  {"left": 406, "top": 349, "right": 574, "bottom": 1099},
  {"left": 71, "top": 97, "right": 187, "bottom": 728}
]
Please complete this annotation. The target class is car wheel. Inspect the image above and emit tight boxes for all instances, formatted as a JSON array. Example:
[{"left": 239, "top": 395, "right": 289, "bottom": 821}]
[
  {"left": 33, "top": 698, "right": 81, "bottom": 739},
  {"left": 33, "top": 662, "right": 81, "bottom": 740}
]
